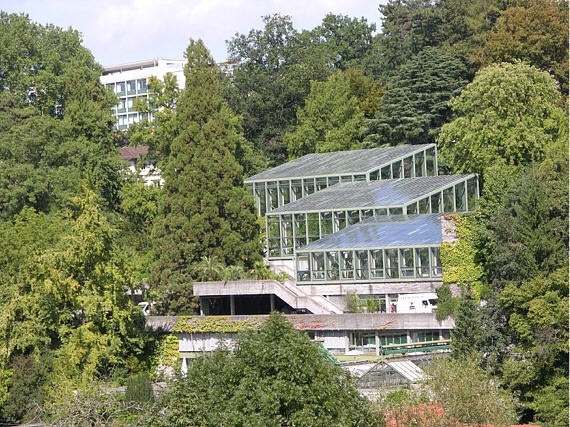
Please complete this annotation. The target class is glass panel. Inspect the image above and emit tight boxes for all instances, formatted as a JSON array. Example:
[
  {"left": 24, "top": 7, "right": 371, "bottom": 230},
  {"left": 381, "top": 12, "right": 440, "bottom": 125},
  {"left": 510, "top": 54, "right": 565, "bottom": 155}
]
[
  {"left": 370, "top": 249, "right": 384, "bottom": 278},
  {"left": 137, "top": 79, "right": 147, "bottom": 92},
  {"left": 418, "top": 331, "right": 439, "bottom": 342},
  {"left": 400, "top": 248, "right": 414, "bottom": 277},
  {"left": 316, "top": 177, "right": 328, "bottom": 191},
  {"left": 348, "top": 210, "right": 360, "bottom": 225},
  {"left": 426, "top": 147, "right": 436, "bottom": 176},
  {"left": 431, "top": 247, "right": 442, "bottom": 276},
  {"left": 281, "top": 215, "right": 293, "bottom": 255},
  {"left": 467, "top": 176, "right": 479, "bottom": 210},
  {"left": 279, "top": 181, "right": 290, "bottom": 206},
  {"left": 340, "top": 250, "right": 354, "bottom": 279},
  {"left": 415, "top": 248, "right": 430, "bottom": 277},
  {"left": 431, "top": 192, "right": 441, "bottom": 213},
  {"left": 320, "top": 211, "right": 333, "bottom": 237},
  {"left": 333, "top": 211, "right": 346, "bottom": 231},
  {"left": 291, "top": 179, "right": 302, "bottom": 201},
  {"left": 379, "top": 334, "right": 408, "bottom": 346},
  {"left": 385, "top": 249, "right": 399, "bottom": 279},
  {"left": 267, "top": 216, "right": 280, "bottom": 257},
  {"left": 354, "top": 174, "right": 366, "bottom": 182},
  {"left": 369, "top": 169, "right": 380, "bottom": 181},
  {"left": 326, "top": 251, "right": 339, "bottom": 280},
  {"left": 443, "top": 187, "right": 454, "bottom": 212},
  {"left": 414, "top": 151, "right": 425, "bottom": 177},
  {"left": 418, "top": 197, "right": 430, "bottom": 214},
  {"left": 381, "top": 165, "right": 392, "bottom": 180},
  {"left": 350, "top": 331, "right": 377, "bottom": 352},
  {"left": 392, "top": 161, "right": 402, "bottom": 179},
  {"left": 307, "top": 213, "right": 319, "bottom": 242},
  {"left": 355, "top": 250, "right": 369, "bottom": 280},
  {"left": 311, "top": 252, "right": 325, "bottom": 280},
  {"left": 294, "top": 214, "right": 307, "bottom": 248},
  {"left": 297, "top": 254, "right": 310, "bottom": 281},
  {"left": 327, "top": 176, "right": 339, "bottom": 187},
  {"left": 375, "top": 208, "right": 388, "bottom": 217},
  {"left": 455, "top": 182, "right": 466, "bottom": 212},
  {"left": 267, "top": 182, "right": 279, "bottom": 210},
  {"left": 389, "top": 207, "right": 403, "bottom": 216},
  {"left": 256, "top": 184, "right": 267, "bottom": 217},
  {"left": 127, "top": 80, "right": 136, "bottom": 93},
  {"left": 341, "top": 175, "right": 353, "bottom": 183},
  {"left": 303, "top": 178, "right": 315, "bottom": 196},
  {"left": 406, "top": 203, "right": 418, "bottom": 215},
  {"left": 403, "top": 156, "right": 413, "bottom": 178},
  {"left": 116, "top": 81, "right": 125, "bottom": 93},
  {"left": 361, "top": 209, "right": 374, "bottom": 220}
]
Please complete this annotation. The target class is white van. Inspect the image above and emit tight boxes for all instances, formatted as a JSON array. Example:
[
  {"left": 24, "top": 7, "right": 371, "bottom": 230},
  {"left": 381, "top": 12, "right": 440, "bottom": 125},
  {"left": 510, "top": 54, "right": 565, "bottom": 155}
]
[{"left": 396, "top": 293, "right": 437, "bottom": 313}]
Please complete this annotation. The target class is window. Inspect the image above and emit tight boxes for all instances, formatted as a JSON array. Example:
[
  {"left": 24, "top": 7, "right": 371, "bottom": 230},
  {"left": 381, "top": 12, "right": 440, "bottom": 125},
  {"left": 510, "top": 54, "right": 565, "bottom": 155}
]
[
  {"left": 431, "top": 247, "right": 442, "bottom": 276},
  {"left": 311, "top": 252, "right": 325, "bottom": 280},
  {"left": 355, "top": 250, "right": 368, "bottom": 279},
  {"left": 294, "top": 214, "right": 307, "bottom": 248},
  {"left": 297, "top": 254, "right": 310, "bottom": 281},
  {"left": 303, "top": 178, "right": 315, "bottom": 196},
  {"left": 326, "top": 251, "right": 339, "bottom": 280},
  {"left": 116, "top": 81, "right": 125, "bottom": 94},
  {"left": 379, "top": 334, "right": 407, "bottom": 346},
  {"left": 341, "top": 175, "right": 353, "bottom": 183},
  {"left": 307, "top": 213, "right": 319, "bottom": 243},
  {"left": 426, "top": 146, "right": 436, "bottom": 176},
  {"left": 443, "top": 187, "right": 454, "bottom": 212},
  {"left": 281, "top": 215, "right": 293, "bottom": 255},
  {"left": 370, "top": 249, "right": 384, "bottom": 278},
  {"left": 431, "top": 192, "right": 442, "bottom": 213},
  {"left": 333, "top": 211, "right": 346, "bottom": 232},
  {"left": 389, "top": 207, "right": 403, "bottom": 216},
  {"left": 291, "top": 180, "right": 302, "bottom": 201},
  {"left": 320, "top": 212, "right": 333, "bottom": 237},
  {"left": 467, "top": 176, "right": 479, "bottom": 210},
  {"left": 414, "top": 151, "right": 425, "bottom": 177},
  {"left": 327, "top": 176, "right": 339, "bottom": 186},
  {"left": 403, "top": 156, "right": 413, "bottom": 178},
  {"left": 415, "top": 248, "right": 430, "bottom": 277},
  {"left": 341, "top": 250, "right": 354, "bottom": 279},
  {"left": 137, "top": 78, "right": 147, "bottom": 92},
  {"left": 455, "top": 182, "right": 466, "bottom": 212},
  {"left": 350, "top": 331, "right": 376, "bottom": 352},
  {"left": 392, "top": 161, "right": 402, "bottom": 179},
  {"left": 400, "top": 248, "right": 414, "bottom": 277},
  {"left": 418, "top": 197, "right": 430, "bottom": 214},
  {"left": 369, "top": 169, "right": 380, "bottom": 180},
  {"left": 385, "top": 249, "right": 399, "bottom": 278},
  {"left": 279, "top": 181, "right": 290, "bottom": 206},
  {"left": 381, "top": 165, "right": 391, "bottom": 180},
  {"left": 406, "top": 203, "right": 418, "bottom": 215},
  {"left": 127, "top": 80, "right": 136, "bottom": 93},
  {"left": 316, "top": 177, "right": 327, "bottom": 191},
  {"left": 267, "top": 216, "right": 280, "bottom": 257}
]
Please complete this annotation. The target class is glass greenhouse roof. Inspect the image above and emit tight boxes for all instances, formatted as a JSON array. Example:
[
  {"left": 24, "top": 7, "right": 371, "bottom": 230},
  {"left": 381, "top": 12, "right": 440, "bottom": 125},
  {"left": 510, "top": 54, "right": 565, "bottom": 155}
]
[
  {"left": 245, "top": 144, "right": 435, "bottom": 182},
  {"left": 270, "top": 175, "right": 473, "bottom": 213},
  {"left": 299, "top": 214, "right": 443, "bottom": 251}
]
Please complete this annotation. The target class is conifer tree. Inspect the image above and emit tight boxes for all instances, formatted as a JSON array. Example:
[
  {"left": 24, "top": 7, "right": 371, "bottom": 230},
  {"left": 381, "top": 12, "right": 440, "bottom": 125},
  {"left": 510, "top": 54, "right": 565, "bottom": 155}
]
[{"left": 151, "top": 40, "right": 261, "bottom": 311}]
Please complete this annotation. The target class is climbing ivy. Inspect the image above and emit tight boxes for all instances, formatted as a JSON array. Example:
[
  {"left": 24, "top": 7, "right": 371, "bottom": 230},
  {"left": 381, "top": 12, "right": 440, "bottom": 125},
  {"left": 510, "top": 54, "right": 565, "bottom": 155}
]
[
  {"left": 441, "top": 214, "right": 484, "bottom": 297},
  {"left": 172, "top": 316, "right": 263, "bottom": 334}
]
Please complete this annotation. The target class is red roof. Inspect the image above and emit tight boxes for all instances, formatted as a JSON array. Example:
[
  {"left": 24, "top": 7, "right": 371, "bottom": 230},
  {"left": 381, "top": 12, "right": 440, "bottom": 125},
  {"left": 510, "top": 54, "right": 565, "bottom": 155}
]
[{"left": 120, "top": 145, "right": 149, "bottom": 161}]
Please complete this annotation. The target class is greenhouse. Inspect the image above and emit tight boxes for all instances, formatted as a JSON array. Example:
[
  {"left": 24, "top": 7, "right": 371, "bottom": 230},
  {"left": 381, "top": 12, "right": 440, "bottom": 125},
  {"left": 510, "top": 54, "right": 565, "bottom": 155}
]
[
  {"left": 294, "top": 214, "right": 444, "bottom": 284},
  {"left": 245, "top": 144, "right": 437, "bottom": 216},
  {"left": 266, "top": 174, "right": 479, "bottom": 258}
]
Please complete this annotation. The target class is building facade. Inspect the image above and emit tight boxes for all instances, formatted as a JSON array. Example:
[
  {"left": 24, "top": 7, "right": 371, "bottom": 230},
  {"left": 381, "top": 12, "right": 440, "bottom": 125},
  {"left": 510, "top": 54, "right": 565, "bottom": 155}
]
[{"left": 100, "top": 58, "right": 186, "bottom": 130}]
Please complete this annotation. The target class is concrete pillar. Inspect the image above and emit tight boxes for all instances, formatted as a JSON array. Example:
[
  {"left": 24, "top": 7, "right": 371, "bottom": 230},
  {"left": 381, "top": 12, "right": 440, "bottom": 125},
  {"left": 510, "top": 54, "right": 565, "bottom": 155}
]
[
  {"left": 269, "top": 294, "right": 275, "bottom": 312},
  {"left": 375, "top": 330, "right": 380, "bottom": 356},
  {"left": 230, "top": 295, "right": 235, "bottom": 316}
]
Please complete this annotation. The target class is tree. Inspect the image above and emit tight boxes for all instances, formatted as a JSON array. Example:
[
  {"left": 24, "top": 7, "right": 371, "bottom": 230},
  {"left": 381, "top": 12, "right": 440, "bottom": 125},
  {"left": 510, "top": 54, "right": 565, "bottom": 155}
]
[
  {"left": 438, "top": 62, "right": 566, "bottom": 175},
  {"left": 365, "top": 47, "right": 468, "bottom": 147},
  {"left": 148, "top": 313, "right": 376, "bottom": 426},
  {"left": 151, "top": 39, "right": 262, "bottom": 313},
  {"left": 480, "top": 0, "right": 569, "bottom": 96},
  {"left": 0, "top": 189, "right": 145, "bottom": 384},
  {"left": 224, "top": 14, "right": 333, "bottom": 165},
  {"left": 0, "top": 13, "right": 120, "bottom": 219},
  {"left": 307, "top": 14, "right": 376, "bottom": 71},
  {"left": 285, "top": 69, "right": 375, "bottom": 157}
]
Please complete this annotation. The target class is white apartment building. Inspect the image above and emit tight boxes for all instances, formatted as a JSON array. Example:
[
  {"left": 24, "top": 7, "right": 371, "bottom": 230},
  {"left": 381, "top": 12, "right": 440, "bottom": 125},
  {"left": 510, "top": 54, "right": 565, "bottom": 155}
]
[{"left": 100, "top": 58, "right": 186, "bottom": 130}]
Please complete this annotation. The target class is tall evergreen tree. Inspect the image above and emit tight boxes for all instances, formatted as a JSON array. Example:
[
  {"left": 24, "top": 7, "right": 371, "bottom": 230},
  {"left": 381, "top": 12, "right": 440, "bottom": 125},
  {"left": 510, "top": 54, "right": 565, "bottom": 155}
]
[{"left": 151, "top": 40, "right": 262, "bottom": 313}]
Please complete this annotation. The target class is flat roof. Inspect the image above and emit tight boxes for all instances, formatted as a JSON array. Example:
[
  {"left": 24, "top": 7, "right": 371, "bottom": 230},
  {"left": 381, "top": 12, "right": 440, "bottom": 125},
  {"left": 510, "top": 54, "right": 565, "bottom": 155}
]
[
  {"left": 270, "top": 175, "right": 473, "bottom": 214},
  {"left": 297, "top": 214, "right": 443, "bottom": 251},
  {"left": 245, "top": 144, "right": 435, "bottom": 183}
]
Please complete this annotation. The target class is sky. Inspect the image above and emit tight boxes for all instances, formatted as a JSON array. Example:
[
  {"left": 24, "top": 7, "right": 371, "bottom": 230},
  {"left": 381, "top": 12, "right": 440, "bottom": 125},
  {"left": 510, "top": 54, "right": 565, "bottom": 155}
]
[{"left": 2, "top": 0, "right": 385, "bottom": 67}]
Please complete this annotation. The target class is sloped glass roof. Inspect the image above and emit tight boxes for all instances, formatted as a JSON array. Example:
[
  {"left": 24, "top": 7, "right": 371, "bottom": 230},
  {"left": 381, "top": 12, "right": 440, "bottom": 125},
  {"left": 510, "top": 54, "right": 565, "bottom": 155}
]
[
  {"left": 245, "top": 144, "right": 435, "bottom": 182},
  {"left": 298, "top": 214, "right": 443, "bottom": 251},
  {"left": 271, "top": 175, "right": 473, "bottom": 213}
]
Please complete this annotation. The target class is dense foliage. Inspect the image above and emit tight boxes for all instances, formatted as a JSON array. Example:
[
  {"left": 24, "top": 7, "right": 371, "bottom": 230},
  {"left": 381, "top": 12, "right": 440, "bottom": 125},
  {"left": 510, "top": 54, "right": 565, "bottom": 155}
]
[{"left": 148, "top": 313, "right": 376, "bottom": 426}]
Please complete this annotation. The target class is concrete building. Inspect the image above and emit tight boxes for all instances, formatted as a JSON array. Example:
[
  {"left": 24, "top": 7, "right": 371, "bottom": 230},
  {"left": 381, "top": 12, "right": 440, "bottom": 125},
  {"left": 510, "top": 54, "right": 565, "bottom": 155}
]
[
  {"left": 100, "top": 58, "right": 186, "bottom": 130},
  {"left": 120, "top": 145, "right": 164, "bottom": 187}
]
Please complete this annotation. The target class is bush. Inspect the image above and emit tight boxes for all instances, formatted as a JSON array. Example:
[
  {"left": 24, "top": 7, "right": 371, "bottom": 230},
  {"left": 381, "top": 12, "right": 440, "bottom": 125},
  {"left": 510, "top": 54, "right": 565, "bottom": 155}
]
[{"left": 125, "top": 373, "right": 154, "bottom": 404}]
